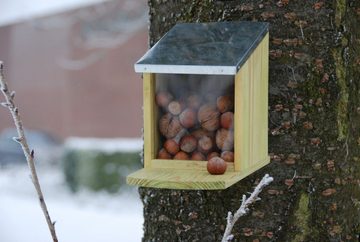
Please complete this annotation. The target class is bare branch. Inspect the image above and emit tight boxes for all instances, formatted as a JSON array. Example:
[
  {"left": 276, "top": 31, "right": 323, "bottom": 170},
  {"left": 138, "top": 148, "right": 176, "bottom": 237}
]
[
  {"left": 222, "top": 174, "right": 274, "bottom": 242},
  {"left": 0, "top": 61, "right": 59, "bottom": 242}
]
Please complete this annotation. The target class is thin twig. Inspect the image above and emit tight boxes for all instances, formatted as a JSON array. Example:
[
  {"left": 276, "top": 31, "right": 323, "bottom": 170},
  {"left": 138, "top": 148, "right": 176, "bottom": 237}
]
[
  {"left": 0, "top": 61, "right": 58, "bottom": 242},
  {"left": 221, "top": 174, "right": 273, "bottom": 242}
]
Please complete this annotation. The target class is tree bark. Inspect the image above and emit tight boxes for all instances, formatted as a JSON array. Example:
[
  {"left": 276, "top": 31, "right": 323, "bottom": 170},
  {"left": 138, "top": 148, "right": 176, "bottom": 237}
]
[{"left": 139, "top": 1, "right": 360, "bottom": 241}]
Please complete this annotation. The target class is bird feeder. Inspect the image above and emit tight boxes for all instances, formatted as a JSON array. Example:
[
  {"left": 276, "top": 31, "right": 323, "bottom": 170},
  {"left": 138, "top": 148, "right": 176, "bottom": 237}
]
[{"left": 127, "top": 21, "right": 270, "bottom": 190}]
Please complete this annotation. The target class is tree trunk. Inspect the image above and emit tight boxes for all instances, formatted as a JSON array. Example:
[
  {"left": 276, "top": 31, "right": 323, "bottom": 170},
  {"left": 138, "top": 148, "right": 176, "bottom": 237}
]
[{"left": 139, "top": 1, "right": 360, "bottom": 241}]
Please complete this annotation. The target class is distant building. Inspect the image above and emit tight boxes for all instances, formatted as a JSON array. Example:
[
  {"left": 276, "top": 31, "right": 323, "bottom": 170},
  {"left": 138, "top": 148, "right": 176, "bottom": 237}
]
[{"left": 0, "top": 0, "right": 148, "bottom": 139}]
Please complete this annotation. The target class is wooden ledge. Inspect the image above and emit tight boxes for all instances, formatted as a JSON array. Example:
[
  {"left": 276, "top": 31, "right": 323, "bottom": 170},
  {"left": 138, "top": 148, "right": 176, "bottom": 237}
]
[{"left": 126, "top": 157, "right": 270, "bottom": 190}]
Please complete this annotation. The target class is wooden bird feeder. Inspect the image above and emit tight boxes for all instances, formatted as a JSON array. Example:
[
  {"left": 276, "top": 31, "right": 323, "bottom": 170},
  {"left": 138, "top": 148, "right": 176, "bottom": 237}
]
[{"left": 127, "top": 21, "right": 270, "bottom": 190}]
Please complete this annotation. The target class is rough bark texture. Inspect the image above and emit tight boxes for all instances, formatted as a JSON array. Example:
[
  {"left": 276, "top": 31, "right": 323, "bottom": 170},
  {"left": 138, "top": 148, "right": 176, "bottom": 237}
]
[{"left": 139, "top": 1, "right": 360, "bottom": 241}]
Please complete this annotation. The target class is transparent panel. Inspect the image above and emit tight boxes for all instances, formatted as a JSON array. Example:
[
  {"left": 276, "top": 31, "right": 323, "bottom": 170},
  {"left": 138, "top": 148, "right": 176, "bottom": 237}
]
[{"left": 155, "top": 74, "right": 235, "bottom": 162}]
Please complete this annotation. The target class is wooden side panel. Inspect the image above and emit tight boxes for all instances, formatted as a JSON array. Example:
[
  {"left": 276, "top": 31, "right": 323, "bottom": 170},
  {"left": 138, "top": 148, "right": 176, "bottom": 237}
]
[
  {"left": 235, "top": 60, "right": 251, "bottom": 171},
  {"left": 252, "top": 34, "right": 269, "bottom": 164},
  {"left": 251, "top": 34, "right": 269, "bottom": 165},
  {"left": 143, "top": 73, "right": 157, "bottom": 168},
  {"left": 235, "top": 33, "right": 269, "bottom": 171}
]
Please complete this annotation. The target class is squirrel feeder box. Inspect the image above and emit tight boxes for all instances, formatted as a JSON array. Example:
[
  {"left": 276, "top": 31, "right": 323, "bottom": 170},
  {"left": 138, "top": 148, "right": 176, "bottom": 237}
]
[{"left": 127, "top": 21, "right": 270, "bottom": 190}]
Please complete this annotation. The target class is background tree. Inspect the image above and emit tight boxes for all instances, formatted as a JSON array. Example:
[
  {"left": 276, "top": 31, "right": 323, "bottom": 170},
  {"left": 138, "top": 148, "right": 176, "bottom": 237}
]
[{"left": 139, "top": 1, "right": 360, "bottom": 241}]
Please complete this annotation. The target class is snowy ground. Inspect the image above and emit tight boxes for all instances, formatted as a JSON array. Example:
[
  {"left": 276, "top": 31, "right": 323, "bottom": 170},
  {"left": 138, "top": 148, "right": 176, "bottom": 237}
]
[{"left": 0, "top": 165, "right": 143, "bottom": 242}]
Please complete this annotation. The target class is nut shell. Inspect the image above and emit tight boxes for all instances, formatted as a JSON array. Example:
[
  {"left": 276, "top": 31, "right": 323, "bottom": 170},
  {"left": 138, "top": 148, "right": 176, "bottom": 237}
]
[
  {"left": 191, "top": 129, "right": 215, "bottom": 139},
  {"left": 179, "top": 108, "right": 197, "bottom": 128},
  {"left": 157, "top": 148, "right": 172, "bottom": 159},
  {"left": 164, "top": 139, "right": 179, "bottom": 155},
  {"left": 187, "top": 95, "right": 201, "bottom": 109},
  {"left": 221, "top": 151, "right": 234, "bottom": 162},
  {"left": 173, "top": 151, "right": 189, "bottom": 160},
  {"left": 180, "top": 135, "right": 197, "bottom": 153},
  {"left": 168, "top": 101, "right": 182, "bottom": 115},
  {"left": 216, "top": 95, "right": 234, "bottom": 113},
  {"left": 198, "top": 104, "right": 220, "bottom": 131},
  {"left": 220, "top": 112, "right": 234, "bottom": 129},
  {"left": 191, "top": 152, "right": 206, "bottom": 161},
  {"left": 216, "top": 128, "right": 234, "bottom": 151},
  {"left": 156, "top": 91, "right": 173, "bottom": 108},
  {"left": 207, "top": 157, "right": 227, "bottom": 175},
  {"left": 207, "top": 152, "right": 220, "bottom": 161},
  {"left": 159, "top": 113, "right": 182, "bottom": 139},
  {"left": 198, "top": 136, "right": 213, "bottom": 154}
]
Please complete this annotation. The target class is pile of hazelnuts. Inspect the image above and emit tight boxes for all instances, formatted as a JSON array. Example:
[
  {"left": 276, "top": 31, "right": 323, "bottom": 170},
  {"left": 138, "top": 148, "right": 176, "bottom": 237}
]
[{"left": 156, "top": 89, "right": 234, "bottom": 175}]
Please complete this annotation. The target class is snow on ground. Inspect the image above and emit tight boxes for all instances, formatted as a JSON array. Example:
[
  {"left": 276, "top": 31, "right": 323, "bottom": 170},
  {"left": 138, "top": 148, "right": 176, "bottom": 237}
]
[
  {"left": 65, "top": 137, "right": 143, "bottom": 153},
  {"left": 0, "top": 165, "right": 143, "bottom": 242}
]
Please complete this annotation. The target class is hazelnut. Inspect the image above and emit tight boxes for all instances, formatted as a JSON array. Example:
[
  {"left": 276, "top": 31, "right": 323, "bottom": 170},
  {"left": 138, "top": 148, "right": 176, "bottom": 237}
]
[
  {"left": 221, "top": 151, "right": 234, "bottom": 162},
  {"left": 174, "top": 151, "right": 189, "bottom": 160},
  {"left": 198, "top": 104, "right": 220, "bottom": 131},
  {"left": 216, "top": 95, "right": 234, "bottom": 113},
  {"left": 168, "top": 101, "right": 182, "bottom": 115},
  {"left": 159, "top": 113, "right": 182, "bottom": 139},
  {"left": 164, "top": 139, "right": 179, "bottom": 155},
  {"left": 156, "top": 91, "right": 173, "bottom": 108},
  {"left": 207, "top": 152, "right": 220, "bottom": 161},
  {"left": 180, "top": 135, "right": 197, "bottom": 153},
  {"left": 198, "top": 136, "right": 213, "bottom": 154},
  {"left": 191, "top": 128, "right": 215, "bottom": 139},
  {"left": 191, "top": 152, "right": 206, "bottom": 161},
  {"left": 187, "top": 95, "right": 201, "bottom": 109},
  {"left": 179, "top": 108, "right": 197, "bottom": 128},
  {"left": 216, "top": 128, "right": 234, "bottom": 151},
  {"left": 220, "top": 112, "right": 234, "bottom": 129},
  {"left": 157, "top": 148, "right": 172, "bottom": 159},
  {"left": 207, "top": 157, "right": 227, "bottom": 175}
]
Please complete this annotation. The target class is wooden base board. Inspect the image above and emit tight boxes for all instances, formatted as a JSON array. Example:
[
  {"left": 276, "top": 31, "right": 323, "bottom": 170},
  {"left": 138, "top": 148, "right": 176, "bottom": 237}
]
[{"left": 126, "top": 157, "right": 270, "bottom": 190}]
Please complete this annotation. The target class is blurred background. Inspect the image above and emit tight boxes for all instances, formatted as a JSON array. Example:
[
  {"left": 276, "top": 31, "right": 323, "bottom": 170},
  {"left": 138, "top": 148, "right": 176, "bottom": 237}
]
[{"left": 0, "top": 0, "right": 147, "bottom": 241}]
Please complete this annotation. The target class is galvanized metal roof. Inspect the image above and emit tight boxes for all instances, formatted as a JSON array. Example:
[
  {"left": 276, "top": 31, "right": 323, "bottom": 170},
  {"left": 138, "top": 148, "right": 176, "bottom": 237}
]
[{"left": 134, "top": 21, "right": 269, "bottom": 75}]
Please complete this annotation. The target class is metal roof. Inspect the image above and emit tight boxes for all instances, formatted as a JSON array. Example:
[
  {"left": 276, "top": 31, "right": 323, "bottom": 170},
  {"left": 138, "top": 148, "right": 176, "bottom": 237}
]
[{"left": 135, "top": 21, "right": 269, "bottom": 75}]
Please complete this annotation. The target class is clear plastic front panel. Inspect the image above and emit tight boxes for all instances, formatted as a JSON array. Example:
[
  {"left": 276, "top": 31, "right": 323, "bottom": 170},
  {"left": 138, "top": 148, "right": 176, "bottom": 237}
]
[{"left": 155, "top": 74, "right": 235, "bottom": 162}]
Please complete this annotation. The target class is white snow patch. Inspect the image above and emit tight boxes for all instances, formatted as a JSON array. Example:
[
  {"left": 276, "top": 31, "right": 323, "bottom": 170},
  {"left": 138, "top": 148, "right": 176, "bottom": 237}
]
[
  {"left": 65, "top": 137, "right": 143, "bottom": 153},
  {"left": 0, "top": 165, "right": 143, "bottom": 242}
]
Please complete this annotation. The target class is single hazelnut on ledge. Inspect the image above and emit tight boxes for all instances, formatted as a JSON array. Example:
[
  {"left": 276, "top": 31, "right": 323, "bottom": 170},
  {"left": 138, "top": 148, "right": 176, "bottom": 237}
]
[
  {"left": 157, "top": 148, "right": 172, "bottom": 159},
  {"left": 207, "top": 157, "right": 227, "bottom": 175},
  {"left": 180, "top": 135, "right": 197, "bottom": 153},
  {"left": 191, "top": 151, "right": 206, "bottom": 161},
  {"left": 220, "top": 112, "right": 234, "bottom": 129},
  {"left": 216, "top": 128, "right": 234, "bottom": 151},
  {"left": 179, "top": 108, "right": 197, "bottom": 128},
  {"left": 159, "top": 113, "right": 182, "bottom": 139},
  {"left": 164, "top": 139, "right": 179, "bottom": 155},
  {"left": 156, "top": 91, "right": 173, "bottom": 108},
  {"left": 174, "top": 151, "right": 189, "bottom": 160},
  {"left": 217, "top": 95, "right": 234, "bottom": 113},
  {"left": 198, "top": 104, "right": 220, "bottom": 131},
  {"left": 221, "top": 151, "right": 234, "bottom": 163}
]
